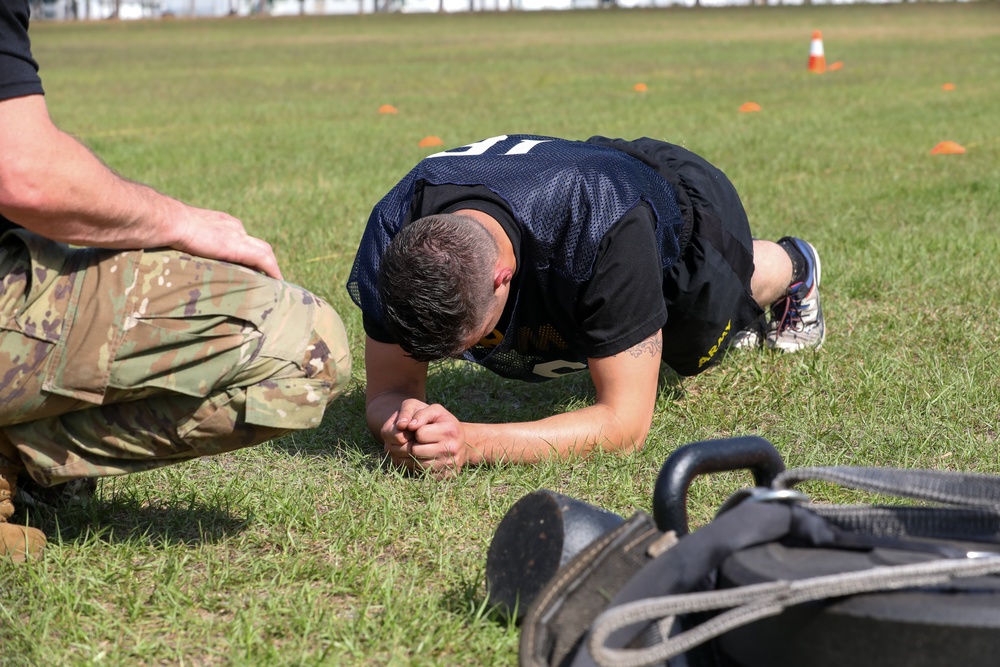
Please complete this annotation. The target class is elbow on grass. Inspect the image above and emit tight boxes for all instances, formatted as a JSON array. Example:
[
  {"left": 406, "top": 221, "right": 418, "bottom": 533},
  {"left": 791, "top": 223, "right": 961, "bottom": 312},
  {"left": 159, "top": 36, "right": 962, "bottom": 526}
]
[
  {"left": 620, "top": 419, "right": 651, "bottom": 455},
  {"left": 622, "top": 436, "right": 647, "bottom": 455},
  {"left": 602, "top": 432, "right": 647, "bottom": 457}
]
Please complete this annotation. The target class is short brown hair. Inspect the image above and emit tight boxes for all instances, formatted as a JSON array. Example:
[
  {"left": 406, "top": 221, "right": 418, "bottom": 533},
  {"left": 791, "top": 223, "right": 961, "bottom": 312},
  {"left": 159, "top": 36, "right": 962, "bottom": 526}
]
[{"left": 378, "top": 214, "right": 499, "bottom": 361}]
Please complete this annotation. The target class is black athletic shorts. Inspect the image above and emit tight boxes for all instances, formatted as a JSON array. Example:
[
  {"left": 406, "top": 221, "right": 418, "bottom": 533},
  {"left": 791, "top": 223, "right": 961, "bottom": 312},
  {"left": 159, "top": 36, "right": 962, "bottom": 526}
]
[{"left": 590, "top": 137, "right": 764, "bottom": 376}]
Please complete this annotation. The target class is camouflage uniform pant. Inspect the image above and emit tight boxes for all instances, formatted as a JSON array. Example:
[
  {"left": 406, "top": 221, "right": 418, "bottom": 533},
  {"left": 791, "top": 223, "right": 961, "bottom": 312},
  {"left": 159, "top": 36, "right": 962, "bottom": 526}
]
[{"left": 0, "top": 229, "right": 351, "bottom": 487}]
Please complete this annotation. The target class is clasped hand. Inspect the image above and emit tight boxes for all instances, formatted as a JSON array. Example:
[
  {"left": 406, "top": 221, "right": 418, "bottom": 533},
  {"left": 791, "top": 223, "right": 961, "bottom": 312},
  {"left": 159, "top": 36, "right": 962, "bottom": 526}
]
[{"left": 381, "top": 399, "right": 468, "bottom": 478}]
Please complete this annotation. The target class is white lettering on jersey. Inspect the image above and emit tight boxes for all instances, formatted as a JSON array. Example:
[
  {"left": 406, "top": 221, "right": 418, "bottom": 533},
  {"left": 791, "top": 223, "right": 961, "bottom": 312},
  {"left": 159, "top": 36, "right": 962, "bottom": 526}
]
[
  {"left": 503, "top": 139, "right": 553, "bottom": 155},
  {"left": 532, "top": 360, "right": 588, "bottom": 378},
  {"left": 426, "top": 135, "right": 552, "bottom": 159}
]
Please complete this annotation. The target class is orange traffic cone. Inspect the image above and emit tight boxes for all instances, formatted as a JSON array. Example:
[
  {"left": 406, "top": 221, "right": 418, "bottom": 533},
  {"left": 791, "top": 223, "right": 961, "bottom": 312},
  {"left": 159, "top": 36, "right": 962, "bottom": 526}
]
[{"left": 808, "top": 30, "right": 826, "bottom": 74}]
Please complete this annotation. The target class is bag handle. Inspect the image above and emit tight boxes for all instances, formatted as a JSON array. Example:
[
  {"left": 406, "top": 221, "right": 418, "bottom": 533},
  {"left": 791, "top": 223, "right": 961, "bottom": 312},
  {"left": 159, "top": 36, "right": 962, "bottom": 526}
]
[
  {"left": 776, "top": 466, "right": 1000, "bottom": 509},
  {"left": 652, "top": 436, "right": 785, "bottom": 535}
]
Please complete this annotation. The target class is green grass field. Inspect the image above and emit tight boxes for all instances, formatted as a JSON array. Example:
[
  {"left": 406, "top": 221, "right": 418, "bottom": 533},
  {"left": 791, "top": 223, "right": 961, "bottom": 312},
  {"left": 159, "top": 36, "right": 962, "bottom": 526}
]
[{"left": 3, "top": 3, "right": 1000, "bottom": 664}]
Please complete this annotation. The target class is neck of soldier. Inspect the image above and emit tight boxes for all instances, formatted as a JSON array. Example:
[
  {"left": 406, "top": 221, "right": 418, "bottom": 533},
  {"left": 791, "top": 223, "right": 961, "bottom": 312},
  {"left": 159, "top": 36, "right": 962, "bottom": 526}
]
[{"left": 454, "top": 208, "right": 516, "bottom": 276}]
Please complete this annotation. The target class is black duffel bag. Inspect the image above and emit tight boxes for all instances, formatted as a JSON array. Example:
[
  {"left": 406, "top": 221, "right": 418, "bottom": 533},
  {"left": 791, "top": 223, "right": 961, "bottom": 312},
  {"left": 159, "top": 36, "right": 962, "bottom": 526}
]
[{"left": 488, "top": 436, "right": 1000, "bottom": 667}]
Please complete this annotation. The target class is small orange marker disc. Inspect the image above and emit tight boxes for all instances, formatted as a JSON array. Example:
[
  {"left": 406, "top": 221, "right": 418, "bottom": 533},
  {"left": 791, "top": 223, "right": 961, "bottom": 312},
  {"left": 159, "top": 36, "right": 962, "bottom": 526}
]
[{"left": 930, "top": 141, "right": 966, "bottom": 155}]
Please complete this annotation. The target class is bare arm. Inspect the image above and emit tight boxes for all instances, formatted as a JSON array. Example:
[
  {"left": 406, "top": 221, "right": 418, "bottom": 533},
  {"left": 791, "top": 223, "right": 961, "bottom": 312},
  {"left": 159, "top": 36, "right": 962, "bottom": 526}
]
[
  {"left": 0, "top": 95, "right": 282, "bottom": 279},
  {"left": 368, "top": 331, "right": 663, "bottom": 476},
  {"left": 462, "top": 331, "right": 662, "bottom": 464},
  {"left": 364, "top": 336, "right": 430, "bottom": 443}
]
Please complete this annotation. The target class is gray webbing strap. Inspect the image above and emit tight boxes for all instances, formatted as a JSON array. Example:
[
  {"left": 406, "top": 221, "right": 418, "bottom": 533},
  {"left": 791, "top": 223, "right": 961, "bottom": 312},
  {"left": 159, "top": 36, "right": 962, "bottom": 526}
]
[
  {"left": 586, "top": 556, "right": 1000, "bottom": 667},
  {"left": 774, "top": 467, "right": 1000, "bottom": 509},
  {"left": 809, "top": 504, "right": 1000, "bottom": 542}
]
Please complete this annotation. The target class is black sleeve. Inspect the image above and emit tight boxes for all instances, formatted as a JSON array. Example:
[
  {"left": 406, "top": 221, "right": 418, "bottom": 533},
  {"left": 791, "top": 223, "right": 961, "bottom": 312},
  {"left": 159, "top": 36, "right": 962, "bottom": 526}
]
[
  {"left": 415, "top": 183, "right": 513, "bottom": 222},
  {"left": 0, "top": 0, "right": 44, "bottom": 101},
  {"left": 575, "top": 205, "right": 667, "bottom": 358}
]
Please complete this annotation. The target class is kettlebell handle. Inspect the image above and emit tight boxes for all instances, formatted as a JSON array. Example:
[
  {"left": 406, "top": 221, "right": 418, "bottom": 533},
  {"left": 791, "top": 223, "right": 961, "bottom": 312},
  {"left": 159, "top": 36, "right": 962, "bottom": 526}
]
[{"left": 652, "top": 436, "right": 786, "bottom": 535}]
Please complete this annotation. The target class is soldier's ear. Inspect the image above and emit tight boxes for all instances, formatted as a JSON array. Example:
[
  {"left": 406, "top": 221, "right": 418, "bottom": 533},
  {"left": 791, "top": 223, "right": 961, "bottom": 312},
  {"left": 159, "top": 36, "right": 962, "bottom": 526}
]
[{"left": 493, "top": 266, "right": 513, "bottom": 289}]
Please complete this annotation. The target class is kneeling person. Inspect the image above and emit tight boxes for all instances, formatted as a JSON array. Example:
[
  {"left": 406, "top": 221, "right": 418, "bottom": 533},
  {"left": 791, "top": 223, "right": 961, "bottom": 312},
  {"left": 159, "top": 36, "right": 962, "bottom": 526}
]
[
  {"left": 0, "top": 233, "right": 352, "bottom": 560},
  {"left": 0, "top": 0, "right": 350, "bottom": 560}
]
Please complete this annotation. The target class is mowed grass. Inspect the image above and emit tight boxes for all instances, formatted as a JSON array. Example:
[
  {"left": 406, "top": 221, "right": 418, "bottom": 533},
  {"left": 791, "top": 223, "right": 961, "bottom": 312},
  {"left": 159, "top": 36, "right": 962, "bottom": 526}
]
[{"left": 3, "top": 3, "right": 1000, "bottom": 664}]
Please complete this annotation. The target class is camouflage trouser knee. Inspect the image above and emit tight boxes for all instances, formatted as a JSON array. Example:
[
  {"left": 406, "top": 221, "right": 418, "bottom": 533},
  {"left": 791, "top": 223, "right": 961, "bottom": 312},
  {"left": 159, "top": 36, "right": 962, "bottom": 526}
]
[{"left": 0, "top": 229, "right": 351, "bottom": 486}]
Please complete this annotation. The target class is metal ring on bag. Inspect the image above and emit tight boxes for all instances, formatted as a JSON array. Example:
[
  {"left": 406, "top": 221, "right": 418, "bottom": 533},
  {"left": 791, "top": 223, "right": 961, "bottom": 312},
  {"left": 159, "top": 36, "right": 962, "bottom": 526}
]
[
  {"left": 745, "top": 489, "right": 811, "bottom": 505},
  {"left": 715, "top": 487, "right": 810, "bottom": 519}
]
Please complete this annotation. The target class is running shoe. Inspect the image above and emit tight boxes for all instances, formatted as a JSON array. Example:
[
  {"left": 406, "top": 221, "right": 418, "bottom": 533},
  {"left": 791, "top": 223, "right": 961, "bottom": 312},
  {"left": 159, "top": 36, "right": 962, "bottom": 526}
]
[
  {"left": 766, "top": 237, "right": 825, "bottom": 353},
  {"left": 729, "top": 316, "right": 766, "bottom": 350}
]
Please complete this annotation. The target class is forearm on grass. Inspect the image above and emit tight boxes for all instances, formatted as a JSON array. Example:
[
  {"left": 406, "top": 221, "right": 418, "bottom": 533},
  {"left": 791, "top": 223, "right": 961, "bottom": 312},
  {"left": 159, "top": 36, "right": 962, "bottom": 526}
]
[
  {"left": 461, "top": 402, "right": 650, "bottom": 466},
  {"left": 463, "top": 334, "right": 662, "bottom": 465}
]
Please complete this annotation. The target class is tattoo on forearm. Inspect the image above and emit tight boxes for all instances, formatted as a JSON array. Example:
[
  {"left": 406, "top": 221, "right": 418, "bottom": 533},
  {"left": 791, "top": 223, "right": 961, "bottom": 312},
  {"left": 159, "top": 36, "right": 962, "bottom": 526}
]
[{"left": 627, "top": 332, "right": 663, "bottom": 358}]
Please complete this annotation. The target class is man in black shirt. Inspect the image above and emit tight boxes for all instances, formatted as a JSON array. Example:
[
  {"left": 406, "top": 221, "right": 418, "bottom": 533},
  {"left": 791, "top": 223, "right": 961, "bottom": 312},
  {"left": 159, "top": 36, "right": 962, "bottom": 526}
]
[
  {"left": 348, "top": 134, "right": 824, "bottom": 477},
  {"left": 0, "top": 1, "right": 350, "bottom": 561}
]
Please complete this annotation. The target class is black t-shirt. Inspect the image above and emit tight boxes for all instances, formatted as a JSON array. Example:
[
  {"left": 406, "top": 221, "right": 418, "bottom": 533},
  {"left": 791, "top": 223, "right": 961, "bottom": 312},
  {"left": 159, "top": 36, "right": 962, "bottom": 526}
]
[
  {"left": 363, "top": 182, "right": 667, "bottom": 360},
  {"left": 0, "top": 0, "right": 42, "bottom": 102},
  {"left": 0, "top": 0, "right": 42, "bottom": 234}
]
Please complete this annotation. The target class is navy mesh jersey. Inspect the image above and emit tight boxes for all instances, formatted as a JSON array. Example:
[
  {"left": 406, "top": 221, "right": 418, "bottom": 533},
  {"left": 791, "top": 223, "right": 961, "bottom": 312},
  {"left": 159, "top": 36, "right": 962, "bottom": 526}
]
[{"left": 347, "top": 134, "right": 686, "bottom": 382}]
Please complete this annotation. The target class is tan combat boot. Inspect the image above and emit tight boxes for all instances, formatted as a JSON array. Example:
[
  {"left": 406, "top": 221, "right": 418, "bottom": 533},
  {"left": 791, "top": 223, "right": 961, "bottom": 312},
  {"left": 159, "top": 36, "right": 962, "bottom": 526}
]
[{"left": 1, "top": 452, "right": 47, "bottom": 562}]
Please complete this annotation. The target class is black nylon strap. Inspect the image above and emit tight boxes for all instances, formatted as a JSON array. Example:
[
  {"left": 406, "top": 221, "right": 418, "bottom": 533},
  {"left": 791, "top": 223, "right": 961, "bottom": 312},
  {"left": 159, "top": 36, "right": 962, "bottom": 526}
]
[{"left": 811, "top": 505, "right": 1000, "bottom": 544}]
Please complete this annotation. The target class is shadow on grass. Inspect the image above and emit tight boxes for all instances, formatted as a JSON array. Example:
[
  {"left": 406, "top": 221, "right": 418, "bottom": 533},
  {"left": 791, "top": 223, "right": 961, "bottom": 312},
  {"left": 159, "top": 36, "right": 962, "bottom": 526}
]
[
  {"left": 439, "top": 568, "right": 521, "bottom": 633},
  {"left": 269, "top": 361, "right": 687, "bottom": 471},
  {"left": 16, "top": 490, "right": 252, "bottom": 548}
]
